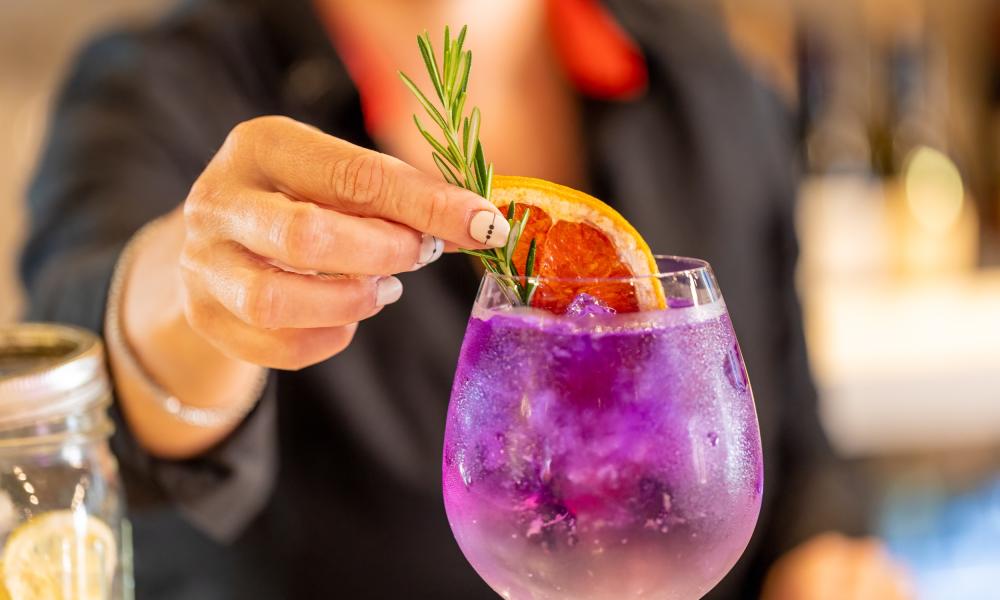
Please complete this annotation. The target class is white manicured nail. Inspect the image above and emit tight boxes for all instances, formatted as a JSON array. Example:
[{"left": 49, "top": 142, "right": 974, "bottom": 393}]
[
  {"left": 413, "top": 234, "right": 444, "bottom": 270},
  {"left": 469, "top": 210, "right": 509, "bottom": 248},
  {"left": 375, "top": 276, "right": 403, "bottom": 306}
]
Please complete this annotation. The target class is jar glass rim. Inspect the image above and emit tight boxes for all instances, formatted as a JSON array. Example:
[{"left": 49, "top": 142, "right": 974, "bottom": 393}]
[{"left": 0, "top": 324, "right": 110, "bottom": 430}]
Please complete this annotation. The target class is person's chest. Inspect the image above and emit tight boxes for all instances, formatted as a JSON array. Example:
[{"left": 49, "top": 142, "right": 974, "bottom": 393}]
[
  {"left": 274, "top": 253, "right": 480, "bottom": 495},
  {"left": 263, "top": 254, "right": 498, "bottom": 596}
]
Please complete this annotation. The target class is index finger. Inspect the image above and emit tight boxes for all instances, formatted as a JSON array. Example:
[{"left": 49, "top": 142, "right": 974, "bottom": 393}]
[{"left": 228, "top": 116, "right": 510, "bottom": 249}]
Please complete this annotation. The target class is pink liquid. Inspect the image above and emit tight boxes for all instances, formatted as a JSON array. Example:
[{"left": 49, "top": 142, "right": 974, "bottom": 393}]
[{"left": 443, "top": 301, "right": 763, "bottom": 600}]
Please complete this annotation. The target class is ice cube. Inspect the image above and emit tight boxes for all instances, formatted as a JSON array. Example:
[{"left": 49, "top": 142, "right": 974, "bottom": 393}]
[
  {"left": 564, "top": 293, "right": 616, "bottom": 317},
  {"left": 724, "top": 343, "right": 749, "bottom": 392},
  {"left": 667, "top": 297, "right": 695, "bottom": 309}
]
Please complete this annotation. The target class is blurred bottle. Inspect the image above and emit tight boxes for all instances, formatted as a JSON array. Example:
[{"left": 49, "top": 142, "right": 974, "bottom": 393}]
[
  {"left": 881, "top": 0, "right": 940, "bottom": 173},
  {"left": 798, "top": 20, "right": 873, "bottom": 174},
  {"left": 796, "top": 5, "right": 888, "bottom": 284},
  {"left": 796, "top": 0, "right": 979, "bottom": 282},
  {"left": 984, "top": 3, "right": 1000, "bottom": 242},
  {"left": 876, "top": 2, "right": 979, "bottom": 276},
  {"left": 890, "top": 146, "right": 979, "bottom": 276}
]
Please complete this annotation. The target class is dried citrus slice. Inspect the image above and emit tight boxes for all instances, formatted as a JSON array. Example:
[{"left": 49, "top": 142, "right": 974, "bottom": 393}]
[
  {"left": 2, "top": 511, "right": 117, "bottom": 600},
  {"left": 491, "top": 175, "right": 664, "bottom": 313},
  {"left": 0, "top": 566, "right": 9, "bottom": 600}
]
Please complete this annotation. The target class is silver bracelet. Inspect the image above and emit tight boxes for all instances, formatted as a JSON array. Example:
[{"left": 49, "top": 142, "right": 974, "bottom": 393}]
[{"left": 105, "top": 216, "right": 268, "bottom": 428}]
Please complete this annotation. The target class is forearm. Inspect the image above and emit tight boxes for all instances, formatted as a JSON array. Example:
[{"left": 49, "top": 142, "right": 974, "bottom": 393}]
[{"left": 105, "top": 208, "right": 264, "bottom": 459}]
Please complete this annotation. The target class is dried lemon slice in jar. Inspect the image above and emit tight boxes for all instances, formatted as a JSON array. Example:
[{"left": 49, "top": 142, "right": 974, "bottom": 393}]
[{"left": 1, "top": 511, "right": 117, "bottom": 600}]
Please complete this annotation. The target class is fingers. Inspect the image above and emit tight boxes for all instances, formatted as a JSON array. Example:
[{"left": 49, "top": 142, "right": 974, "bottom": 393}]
[
  {"left": 846, "top": 538, "right": 883, "bottom": 599},
  {"left": 847, "top": 539, "right": 914, "bottom": 600},
  {"left": 182, "top": 241, "right": 402, "bottom": 330},
  {"left": 181, "top": 114, "right": 493, "bottom": 372},
  {"left": 203, "top": 189, "right": 443, "bottom": 275},
  {"left": 222, "top": 116, "right": 510, "bottom": 248},
  {"left": 184, "top": 286, "right": 360, "bottom": 371},
  {"left": 762, "top": 533, "right": 915, "bottom": 600}
]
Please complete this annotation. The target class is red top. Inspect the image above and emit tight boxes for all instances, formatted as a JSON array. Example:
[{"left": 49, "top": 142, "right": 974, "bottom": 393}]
[
  {"left": 546, "top": 0, "right": 648, "bottom": 101},
  {"left": 326, "top": 0, "right": 648, "bottom": 135}
]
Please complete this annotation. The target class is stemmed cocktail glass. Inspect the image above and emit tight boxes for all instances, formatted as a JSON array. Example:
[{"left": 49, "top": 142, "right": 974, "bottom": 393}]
[{"left": 443, "top": 257, "right": 763, "bottom": 600}]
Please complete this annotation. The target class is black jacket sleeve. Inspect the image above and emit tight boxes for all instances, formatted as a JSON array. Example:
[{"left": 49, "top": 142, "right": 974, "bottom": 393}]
[{"left": 20, "top": 23, "right": 279, "bottom": 542}]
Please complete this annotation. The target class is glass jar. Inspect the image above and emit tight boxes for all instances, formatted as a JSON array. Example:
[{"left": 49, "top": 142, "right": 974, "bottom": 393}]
[{"left": 0, "top": 323, "right": 132, "bottom": 600}]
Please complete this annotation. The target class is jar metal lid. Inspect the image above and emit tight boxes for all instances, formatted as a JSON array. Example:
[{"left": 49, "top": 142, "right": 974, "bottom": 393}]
[{"left": 0, "top": 323, "right": 110, "bottom": 428}]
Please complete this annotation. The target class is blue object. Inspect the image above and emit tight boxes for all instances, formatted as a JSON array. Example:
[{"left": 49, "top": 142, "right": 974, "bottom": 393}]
[{"left": 881, "top": 477, "right": 1000, "bottom": 600}]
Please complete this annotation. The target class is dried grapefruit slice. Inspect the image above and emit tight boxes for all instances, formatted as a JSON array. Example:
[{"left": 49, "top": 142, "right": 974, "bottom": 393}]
[{"left": 490, "top": 176, "right": 664, "bottom": 314}]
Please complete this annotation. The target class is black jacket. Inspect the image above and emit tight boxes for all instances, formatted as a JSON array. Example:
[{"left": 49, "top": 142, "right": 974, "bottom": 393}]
[{"left": 21, "top": 0, "right": 866, "bottom": 597}]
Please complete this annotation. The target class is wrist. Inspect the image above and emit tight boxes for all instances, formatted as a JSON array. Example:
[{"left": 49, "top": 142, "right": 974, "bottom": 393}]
[
  {"left": 117, "top": 211, "right": 262, "bottom": 410},
  {"left": 105, "top": 213, "right": 268, "bottom": 458},
  {"left": 121, "top": 209, "right": 186, "bottom": 350}
]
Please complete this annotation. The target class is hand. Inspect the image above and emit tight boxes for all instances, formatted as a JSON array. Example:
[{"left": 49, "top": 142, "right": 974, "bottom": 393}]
[
  {"left": 762, "top": 533, "right": 915, "bottom": 600},
  {"left": 181, "top": 115, "right": 509, "bottom": 370}
]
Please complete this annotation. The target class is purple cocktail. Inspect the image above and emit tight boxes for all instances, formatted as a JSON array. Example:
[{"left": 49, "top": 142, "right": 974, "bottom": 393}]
[{"left": 443, "top": 258, "right": 763, "bottom": 600}]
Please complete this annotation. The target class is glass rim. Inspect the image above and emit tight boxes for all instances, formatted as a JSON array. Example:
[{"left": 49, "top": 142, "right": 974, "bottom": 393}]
[{"left": 486, "top": 254, "right": 713, "bottom": 285}]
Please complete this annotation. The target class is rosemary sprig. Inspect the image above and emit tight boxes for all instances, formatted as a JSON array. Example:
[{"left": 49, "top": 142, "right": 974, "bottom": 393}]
[{"left": 399, "top": 26, "right": 537, "bottom": 305}]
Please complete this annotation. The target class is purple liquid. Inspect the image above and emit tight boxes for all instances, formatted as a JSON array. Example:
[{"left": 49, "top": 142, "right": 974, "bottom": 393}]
[{"left": 443, "top": 301, "right": 763, "bottom": 600}]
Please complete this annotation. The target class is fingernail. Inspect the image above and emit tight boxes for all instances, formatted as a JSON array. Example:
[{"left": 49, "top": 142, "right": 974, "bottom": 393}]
[
  {"left": 470, "top": 210, "right": 510, "bottom": 248},
  {"left": 375, "top": 276, "right": 403, "bottom": 306},
  {"left": 413, "top": 234, "right": 444, "bottom": 270}
]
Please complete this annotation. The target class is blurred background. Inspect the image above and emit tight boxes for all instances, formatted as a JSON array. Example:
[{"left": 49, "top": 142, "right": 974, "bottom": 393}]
[{"left": 1, "top": 0, "right": 998, "bottom": 597}]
